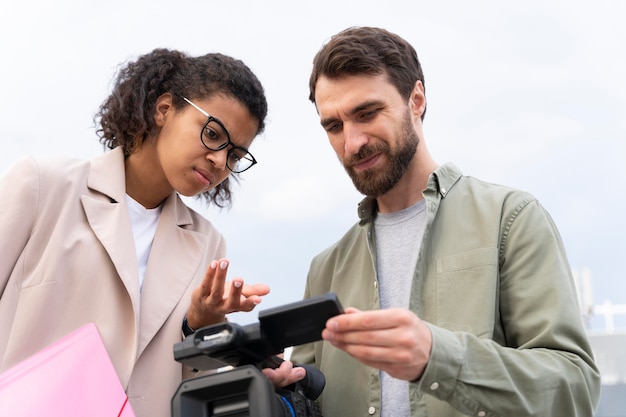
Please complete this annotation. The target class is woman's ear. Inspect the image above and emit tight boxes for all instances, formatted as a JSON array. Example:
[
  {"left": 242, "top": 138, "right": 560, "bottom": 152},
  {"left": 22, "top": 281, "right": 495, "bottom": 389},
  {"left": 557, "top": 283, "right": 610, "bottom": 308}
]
[{"left": 153, "top": 93, "right": 174, "bottom": 127}]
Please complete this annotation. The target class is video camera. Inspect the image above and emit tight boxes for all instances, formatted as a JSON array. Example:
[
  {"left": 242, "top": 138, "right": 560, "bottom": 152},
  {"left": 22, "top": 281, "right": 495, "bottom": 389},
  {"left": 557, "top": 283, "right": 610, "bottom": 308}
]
[{"left": 171, "top": 293, "right": 344, "bottom": 417}]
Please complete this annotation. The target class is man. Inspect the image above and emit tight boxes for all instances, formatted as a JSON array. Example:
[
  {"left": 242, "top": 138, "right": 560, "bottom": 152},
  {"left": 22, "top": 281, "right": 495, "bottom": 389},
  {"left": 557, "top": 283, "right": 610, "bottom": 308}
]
[{"left": 289, "top": 27, "right": 601, "bottom": 417}]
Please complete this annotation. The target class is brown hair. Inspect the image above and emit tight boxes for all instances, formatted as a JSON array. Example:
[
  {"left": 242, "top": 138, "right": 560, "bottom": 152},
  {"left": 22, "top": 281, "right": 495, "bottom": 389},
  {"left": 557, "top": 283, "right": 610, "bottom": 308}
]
[{"left": 309, "top": 26, "right": 426, "bottom": 120}]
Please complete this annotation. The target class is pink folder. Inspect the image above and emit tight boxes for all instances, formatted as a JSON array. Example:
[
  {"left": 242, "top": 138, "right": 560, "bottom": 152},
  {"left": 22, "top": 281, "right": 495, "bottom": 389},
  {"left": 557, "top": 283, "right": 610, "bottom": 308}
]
[{"left": 0, "top": 322, "right": 135, "bottom": 417}]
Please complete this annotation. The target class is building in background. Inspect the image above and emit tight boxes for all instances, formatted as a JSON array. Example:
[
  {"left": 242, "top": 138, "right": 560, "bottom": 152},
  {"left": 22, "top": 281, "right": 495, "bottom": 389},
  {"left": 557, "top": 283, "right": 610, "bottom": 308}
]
[{"left": 575, "top": 269, "right": 626, "bottom": 417}]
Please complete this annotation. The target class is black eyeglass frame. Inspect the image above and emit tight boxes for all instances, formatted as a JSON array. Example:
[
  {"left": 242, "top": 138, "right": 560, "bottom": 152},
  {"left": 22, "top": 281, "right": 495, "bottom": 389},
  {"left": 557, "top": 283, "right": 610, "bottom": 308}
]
[{"left": 182, "top": 97, "right": 257, "bottom": 173}]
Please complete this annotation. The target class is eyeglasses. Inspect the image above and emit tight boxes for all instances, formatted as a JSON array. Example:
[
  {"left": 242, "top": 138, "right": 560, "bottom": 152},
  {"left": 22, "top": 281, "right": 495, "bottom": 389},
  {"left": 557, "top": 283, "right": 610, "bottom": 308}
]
[{"left": 183, "top": 97, "right": 257, "bottom": 173}]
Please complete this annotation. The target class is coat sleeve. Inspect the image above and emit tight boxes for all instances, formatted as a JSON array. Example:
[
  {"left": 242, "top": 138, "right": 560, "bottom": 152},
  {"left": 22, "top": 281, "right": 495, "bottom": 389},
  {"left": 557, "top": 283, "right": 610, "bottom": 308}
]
[
  {"left": 0, "top": 157, "right": 39, "bottom": 296},
  {"left": 416, "top": 198, "right": 601, "bottom": 417}
]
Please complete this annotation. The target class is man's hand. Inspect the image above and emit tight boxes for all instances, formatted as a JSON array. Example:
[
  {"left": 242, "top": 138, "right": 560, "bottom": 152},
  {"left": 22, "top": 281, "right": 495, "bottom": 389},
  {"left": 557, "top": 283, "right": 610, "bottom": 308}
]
[
  {"left": 262, "top": 359, "right": 307, "bottom": 389},
  {"left": 186, "top": 258, "right": 270, "bottom": 329},
  {"left": 322, "top": 307, "right": 433, "bottom": 381}
]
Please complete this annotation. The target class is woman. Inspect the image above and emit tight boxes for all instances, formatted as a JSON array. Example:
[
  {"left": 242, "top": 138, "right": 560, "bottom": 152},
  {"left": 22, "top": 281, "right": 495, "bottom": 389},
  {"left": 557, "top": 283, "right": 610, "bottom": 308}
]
[{"left": 0, "top": 48, "right": 271, "bottom": 417}]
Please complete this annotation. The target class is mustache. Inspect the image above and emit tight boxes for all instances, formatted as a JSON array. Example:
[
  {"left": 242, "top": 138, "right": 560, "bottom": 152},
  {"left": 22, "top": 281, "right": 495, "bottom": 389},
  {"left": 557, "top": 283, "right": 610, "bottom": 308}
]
[{"left": 343, "top": 143, "right": 389, "bottom": 167}]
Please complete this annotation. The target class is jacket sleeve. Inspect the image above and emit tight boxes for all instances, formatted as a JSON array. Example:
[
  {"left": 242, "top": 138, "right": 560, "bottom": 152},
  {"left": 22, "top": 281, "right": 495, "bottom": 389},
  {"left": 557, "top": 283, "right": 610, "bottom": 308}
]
[
  {"left": 416, "top": 198, "right": 601, "bottom": 417},
  {"left": 0, "top": 157, "right": 38, "bottom": 297}
]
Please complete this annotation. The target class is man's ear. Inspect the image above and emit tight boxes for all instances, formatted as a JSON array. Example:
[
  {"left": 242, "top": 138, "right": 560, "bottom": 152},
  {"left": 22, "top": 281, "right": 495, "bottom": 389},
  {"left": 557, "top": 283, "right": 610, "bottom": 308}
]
[
  {"left": 153, "top": 93, "right": 174, "bottom": 127},
  {"left": 409, "top": 80, "right": 426, "bottom": 120}
]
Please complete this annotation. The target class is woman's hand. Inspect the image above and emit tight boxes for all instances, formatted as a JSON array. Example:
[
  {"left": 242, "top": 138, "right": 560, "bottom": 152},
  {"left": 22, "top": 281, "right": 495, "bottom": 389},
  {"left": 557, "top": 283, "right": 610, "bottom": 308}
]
[{"left": 185, "top": 258, "right": 270, "bottom": 329}]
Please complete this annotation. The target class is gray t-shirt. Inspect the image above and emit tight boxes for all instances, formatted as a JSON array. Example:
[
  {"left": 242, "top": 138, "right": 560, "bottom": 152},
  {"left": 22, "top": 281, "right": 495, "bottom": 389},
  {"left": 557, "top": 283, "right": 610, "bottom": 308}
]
[{"left": 374, "top": 199, "right": 426, "bottom": 417}]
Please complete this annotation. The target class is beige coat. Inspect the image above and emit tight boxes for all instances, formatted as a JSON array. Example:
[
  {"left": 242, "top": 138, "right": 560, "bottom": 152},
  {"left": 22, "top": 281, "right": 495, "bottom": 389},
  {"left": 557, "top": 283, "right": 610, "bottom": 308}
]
[{"left": 0, "top": 148, "right": 226, "bottom": 417}]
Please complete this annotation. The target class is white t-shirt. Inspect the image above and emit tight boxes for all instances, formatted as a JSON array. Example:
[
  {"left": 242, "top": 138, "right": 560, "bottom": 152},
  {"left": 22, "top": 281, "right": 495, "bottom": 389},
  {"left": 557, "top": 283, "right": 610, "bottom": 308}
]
[{"left": 125, "top": 195, "right": 162, "bottom": 291}]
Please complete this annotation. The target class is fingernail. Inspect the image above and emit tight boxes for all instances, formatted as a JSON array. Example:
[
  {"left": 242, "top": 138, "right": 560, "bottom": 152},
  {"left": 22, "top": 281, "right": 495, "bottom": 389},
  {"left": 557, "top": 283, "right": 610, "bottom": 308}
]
[
  {"left": 233, "top": 281, "right": 242, "bottom": 288},
  {"left": 210, "top": 261, "right": 217, "bottom": 269},
  {"left": 220, "top": 261, "right": 228, "bottom": 270}
]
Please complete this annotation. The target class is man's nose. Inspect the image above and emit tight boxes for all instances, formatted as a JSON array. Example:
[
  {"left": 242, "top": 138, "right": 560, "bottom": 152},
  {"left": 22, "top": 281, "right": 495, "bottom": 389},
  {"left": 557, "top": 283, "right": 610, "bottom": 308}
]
[{"left": 343, "top": 123, "right": 369, "bottom": 155}]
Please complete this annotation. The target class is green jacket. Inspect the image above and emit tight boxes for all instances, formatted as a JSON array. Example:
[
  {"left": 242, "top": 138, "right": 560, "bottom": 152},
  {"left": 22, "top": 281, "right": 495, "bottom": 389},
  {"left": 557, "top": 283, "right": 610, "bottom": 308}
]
[{"left": 291, "top": 163, "right": 600, "bottom": 417}]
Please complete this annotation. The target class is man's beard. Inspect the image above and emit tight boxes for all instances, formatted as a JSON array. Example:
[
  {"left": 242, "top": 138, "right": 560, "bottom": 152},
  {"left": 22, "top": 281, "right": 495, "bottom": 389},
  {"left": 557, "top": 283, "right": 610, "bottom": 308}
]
[{"left": 342, "top": 112, "right": 419, "bottom": 197}]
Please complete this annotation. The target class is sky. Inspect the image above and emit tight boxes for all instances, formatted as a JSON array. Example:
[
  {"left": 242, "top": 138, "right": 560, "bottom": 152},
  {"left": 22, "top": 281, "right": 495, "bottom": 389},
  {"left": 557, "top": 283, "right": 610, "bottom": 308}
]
[{"left": 1, "top": 0, "right": 625, "bottom": 329}]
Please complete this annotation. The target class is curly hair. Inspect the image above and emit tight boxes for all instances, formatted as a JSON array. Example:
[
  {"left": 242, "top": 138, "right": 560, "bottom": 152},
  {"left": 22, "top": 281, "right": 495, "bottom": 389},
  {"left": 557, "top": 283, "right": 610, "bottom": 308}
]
[
  {"left": 309, "top": 26, "right": 426, "bottom": 120},
  {"left": 94, "top": 48, "right": 268, "bottom": 208}
]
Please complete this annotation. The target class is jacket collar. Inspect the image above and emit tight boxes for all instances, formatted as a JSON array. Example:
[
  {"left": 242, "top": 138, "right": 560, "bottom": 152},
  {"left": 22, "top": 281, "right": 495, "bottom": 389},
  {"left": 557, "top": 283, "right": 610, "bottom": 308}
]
[
  {"left": 87, "top": 147, "right": 127, "bottom": 204},
  {"left": 87, "top": 147, "right": 193, "bottom": 227}
]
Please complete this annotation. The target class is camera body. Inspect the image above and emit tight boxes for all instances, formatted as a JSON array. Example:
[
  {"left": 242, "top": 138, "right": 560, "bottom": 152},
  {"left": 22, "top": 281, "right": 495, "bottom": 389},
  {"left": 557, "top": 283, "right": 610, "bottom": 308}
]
[{"left": 171, "top": 293, "right": 343, "bottom": 417}]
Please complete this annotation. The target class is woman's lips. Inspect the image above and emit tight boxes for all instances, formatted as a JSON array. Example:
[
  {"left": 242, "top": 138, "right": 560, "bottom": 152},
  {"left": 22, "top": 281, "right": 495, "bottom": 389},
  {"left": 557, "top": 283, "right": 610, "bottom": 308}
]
[{"left": 194, "top": 168, "right": 213, "bottom": 187}]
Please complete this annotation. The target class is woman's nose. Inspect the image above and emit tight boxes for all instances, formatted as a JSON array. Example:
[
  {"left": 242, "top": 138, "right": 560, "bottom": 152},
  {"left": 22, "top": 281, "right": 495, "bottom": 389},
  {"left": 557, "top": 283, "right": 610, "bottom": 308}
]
[{"left": 206, "top": 147, "right": 229, "bottom": 171}]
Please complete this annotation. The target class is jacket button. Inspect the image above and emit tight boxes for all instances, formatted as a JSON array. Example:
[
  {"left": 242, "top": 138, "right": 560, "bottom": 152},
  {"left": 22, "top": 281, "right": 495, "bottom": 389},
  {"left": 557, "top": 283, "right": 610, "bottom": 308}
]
[
  {"left": 477, "top": 411, "right": 486, "bottom": 417},
  {"left": 368, "top": 406, "right": 376, "bottom": 415},
  {"left": 429, "top": 382, "right": 439, "bottom": 390}
]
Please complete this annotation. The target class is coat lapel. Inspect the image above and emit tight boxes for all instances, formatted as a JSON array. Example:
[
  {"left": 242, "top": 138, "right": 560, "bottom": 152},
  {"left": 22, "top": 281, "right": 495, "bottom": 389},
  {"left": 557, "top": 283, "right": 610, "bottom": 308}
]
[
  {"left": 79, "top": 148, "right": 210, "bottom": 358},
  {"left": 80, "top": 148, "right": 141, "bottom": 327},
  {"left": 137, "top": 194, "right": 208, "bottom": 356}
]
